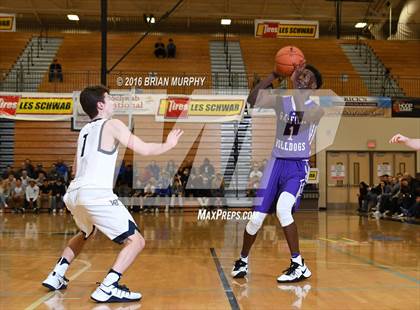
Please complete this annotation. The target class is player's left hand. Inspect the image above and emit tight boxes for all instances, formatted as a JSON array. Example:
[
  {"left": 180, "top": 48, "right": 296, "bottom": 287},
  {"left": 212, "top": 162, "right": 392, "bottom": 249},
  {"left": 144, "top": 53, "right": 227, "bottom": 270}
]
[
  {"left": 166, "top": 128, "right": 184, "bottom": 148},
  {"left": 389, "top": 133, "right": 408, "bottom": 144}
]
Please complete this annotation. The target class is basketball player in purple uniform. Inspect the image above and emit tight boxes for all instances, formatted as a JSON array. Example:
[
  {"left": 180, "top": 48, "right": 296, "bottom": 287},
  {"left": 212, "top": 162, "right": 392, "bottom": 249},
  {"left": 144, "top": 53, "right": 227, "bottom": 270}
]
[{"left": 231, "top": 62, "right": 323, "bottom": 283}]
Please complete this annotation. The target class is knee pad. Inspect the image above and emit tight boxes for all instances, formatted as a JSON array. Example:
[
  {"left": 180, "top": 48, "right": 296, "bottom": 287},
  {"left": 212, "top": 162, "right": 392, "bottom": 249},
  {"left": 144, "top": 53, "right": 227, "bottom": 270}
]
[
  {"left": 245, "top": 211, "right": 266, "bottom": 235},
  {"left": 276, "top": 192, "right": 296, "bottom": 227}
]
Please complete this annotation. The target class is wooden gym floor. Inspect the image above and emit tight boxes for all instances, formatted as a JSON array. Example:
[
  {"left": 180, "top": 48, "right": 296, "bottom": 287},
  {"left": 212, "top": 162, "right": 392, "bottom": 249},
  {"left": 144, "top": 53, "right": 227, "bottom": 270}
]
[{"left": 0, "top": 210, "right": 419, "bottom": 310}]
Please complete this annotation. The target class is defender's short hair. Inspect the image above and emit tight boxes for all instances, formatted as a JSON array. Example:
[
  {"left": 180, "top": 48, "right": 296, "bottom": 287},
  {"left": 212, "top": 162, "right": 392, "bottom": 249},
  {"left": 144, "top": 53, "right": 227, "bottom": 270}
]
[{"left": 79, "top": 85, "right": 110, "bottom": 119}]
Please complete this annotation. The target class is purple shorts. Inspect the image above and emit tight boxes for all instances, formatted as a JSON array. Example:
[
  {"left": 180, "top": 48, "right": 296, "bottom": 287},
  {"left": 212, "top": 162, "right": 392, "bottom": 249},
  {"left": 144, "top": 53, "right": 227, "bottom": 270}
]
[{"left": 254, "top": 158, "right": 309, "bottom": 214}]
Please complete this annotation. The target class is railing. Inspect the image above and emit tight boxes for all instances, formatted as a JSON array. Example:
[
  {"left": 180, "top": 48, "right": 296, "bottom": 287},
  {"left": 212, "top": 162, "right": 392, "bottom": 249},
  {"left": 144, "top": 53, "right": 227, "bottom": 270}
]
[{"left": 1, "top": 70, "right": 420, "bottom": 97}]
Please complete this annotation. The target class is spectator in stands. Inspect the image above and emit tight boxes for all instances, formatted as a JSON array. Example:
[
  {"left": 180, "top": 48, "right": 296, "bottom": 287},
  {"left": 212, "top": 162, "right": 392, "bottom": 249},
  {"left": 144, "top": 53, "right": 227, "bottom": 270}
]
[
  {"left": 167, "top": 38, "right": 176, "bottom": 58},
  {"left": 200, "top": 158, "right": 215, "bottom": 176},
  {"left": 166, "top": 160, "right": 177, "bottom": 178},
  {"left": 154, "top": 38, "right": 166, "bottom": 58},
  {"left": 51, "top": 178, "right": 66, "bottom": 213},
  {"left": 157, "top": 171, "right": 172, "bottom": 212},
  {"left": 249, "top": 163, "right": 263, "bottom": 180},
  {"left": 25, "top": 179, "right": 40, "bottom": 213},
  {"left": 259, "top": 159, "right": 268, "bottom": 172},
  {"left": 143, "top": 178, "right": 157, "bottom": 212},
  {"left": 357, "top": 182, "right": 369, "bottom": 212},
  {"left": 24, "top": 159, "right": 35, "bottom": 178},
  {"left": 5, "top": 174, "right": 16, "bottom": 191},
  {"left": 390, "top": 178, "right": 415, "bottom": 218},
  {"left": 0, "top": 179, "right": 9, "bottom": 211},
  {"left": 148, "top": 161, "right": 160, "bottom": 180},
  {"left": 39, "top": 179, "right": 52, "bottom": 210},
  {"left": 36, "top": 171, "right": 47, "bottom": 186},
  {"left": 20, "top": 170, "right": 30, "bottom": 190},
  {"left": 49, "top": 58, "right": 63, "bottom": 82},
  {"left": 48, "top": 164, "right": 59, "bottom": 180},
  {"left": 34, "top": 164, "right": 47, "bottom": 179},
  {"left": 56, "top": 159, "right": 68, "bottom": 182},
  {"left": 11, "top": 179, "right": 25, "bottom": 212},
  {"left": 124, "top": 164, "right": 134, "bottom": 188},
  {"left": 170, "top": 174, "right": 184, "bottom": 208},
  {"left": 247, "top": 175, "right": 260, "bottom": 198},
  {"left": 2, "top": 165, "right": 14, "bottom": 179}
]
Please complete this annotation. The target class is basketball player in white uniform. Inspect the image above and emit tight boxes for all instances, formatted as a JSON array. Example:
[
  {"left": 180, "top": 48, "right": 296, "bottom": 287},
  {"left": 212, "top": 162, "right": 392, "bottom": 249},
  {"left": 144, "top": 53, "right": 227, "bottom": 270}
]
[
  {"left": 389, "top": 134, "right": 420, "bottom": 150},
  {"left": 42, "top": 85, "right": 183, "bottom": 303}
]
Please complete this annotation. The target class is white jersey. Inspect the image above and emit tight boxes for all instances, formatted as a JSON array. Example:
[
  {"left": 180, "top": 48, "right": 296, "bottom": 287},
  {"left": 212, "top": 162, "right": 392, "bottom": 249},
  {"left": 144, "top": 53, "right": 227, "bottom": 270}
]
[{"left": 71, "top": 118, "right": 118, "bottom": 191}]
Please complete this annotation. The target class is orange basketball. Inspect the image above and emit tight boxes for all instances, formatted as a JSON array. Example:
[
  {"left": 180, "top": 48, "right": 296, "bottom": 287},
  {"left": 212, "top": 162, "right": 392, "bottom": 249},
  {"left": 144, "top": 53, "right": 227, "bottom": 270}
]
[{"left": 275, "top": 46, "right": 305, "bottom": 76}]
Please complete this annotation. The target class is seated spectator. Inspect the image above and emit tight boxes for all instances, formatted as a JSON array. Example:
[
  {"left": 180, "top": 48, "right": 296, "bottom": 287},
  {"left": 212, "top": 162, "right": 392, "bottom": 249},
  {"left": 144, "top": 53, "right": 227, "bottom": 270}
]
[
  {"left": 11, "top": 179, "right": 25, "bottom": 212},
  {"left": 357, "top": 182, "right": 369, "bottom": 212},
  {"left": 5, "top": 174, "right": 16, "bottom": 192},
  {"left": 56, "top": 159, "right": 69, "bottom": 182},
  {"left": 154, "top": 38, "right": 166, "bottom": 58},
  {"left": 39, "top": 179, "right": 52, "bottom": 210},
  {"left": 200, "top": 158, "right": 215, "bottom": 176},
  {"left": 148, "top": 161, "right": 161, "bottom": 180},
  {"left": 24, "top": 159, "right": 35, "bottom": 178},
  {"left": 20, "top": 170, "right": 30, "bottom": 190},
  {"left": 166, "top": 160, "right": 177, "bottom": 179},
  {"left": 167, "top": 38, "right": 176, "bottom": 58},
  {"left": 171, "top": 175, "right": 184, "bottom": 208},
  {"left": 249, "top": 164, "right": 263, "bottom": 180},
  {"left": 34, "top": 164, "right": 47, "bottom": 179},
  {"left": 259, "top": 159, "right": 268, "bottom": 172},
  {"left": 157, "top": 171, "right": 172, "bottom": 212},
  {"left": 49, "top": 58, "right": 63, "bottom": 82},
  {"left": 1, "top": 165, "right": 14, "bottom": 179},
  {"left": 51, "top": 178, "right": 66, "bottom": 213},
  {"left": 25, "top": 179, "right": 40, "bottom": 213},
  {"left": 143, "top": 178, "right": 157, "bottom": 212},
  {"left": 247, "top": 175, "right": 260, "bottom": 197},
  {"left": 390, "top": 178, "right": 415, "bottom": 218},
  {"left": 48, "top": 164, "right": 59, "bottom": 180},
  {"left": 0, "top": 179, "right": 9, "bottom": 211},
  {"left": 36, "top": 171, "right": 47, "bottom": 186}
]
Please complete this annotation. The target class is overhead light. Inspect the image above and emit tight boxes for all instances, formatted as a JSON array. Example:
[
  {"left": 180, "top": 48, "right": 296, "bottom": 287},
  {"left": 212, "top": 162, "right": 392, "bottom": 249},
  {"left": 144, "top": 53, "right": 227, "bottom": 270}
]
[
  {"left": 150, "top": 16, "right": 155, "bottom": 24},
  {"left": 221, "top": 18, "right": 231, "bottom": 25},
  {"left": 67, "top": 14, "right": 79, "bottom": 21},
  {"left": 355, "top": 22, "right": 367, "bottom": 28}
]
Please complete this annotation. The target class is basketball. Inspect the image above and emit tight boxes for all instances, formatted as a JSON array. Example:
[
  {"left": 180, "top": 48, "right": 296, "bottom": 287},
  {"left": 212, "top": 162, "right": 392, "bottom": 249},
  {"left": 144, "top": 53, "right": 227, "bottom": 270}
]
[{"left": 275, "top": 46, "right": 305, "bottom": 76}]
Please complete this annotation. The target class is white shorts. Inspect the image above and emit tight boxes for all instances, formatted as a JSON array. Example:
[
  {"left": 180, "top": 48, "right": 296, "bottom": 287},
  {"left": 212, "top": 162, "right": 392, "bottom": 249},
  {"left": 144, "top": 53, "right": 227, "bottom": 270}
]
[{"left": 63, "top": 187, "right": 139, "bottom": 244}]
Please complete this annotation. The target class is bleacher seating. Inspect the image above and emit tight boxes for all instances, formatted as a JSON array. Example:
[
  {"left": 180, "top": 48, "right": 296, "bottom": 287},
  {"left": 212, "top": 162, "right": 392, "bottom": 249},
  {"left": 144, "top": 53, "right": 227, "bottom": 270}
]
[
  {"left": 368, "top": 41, "right": 420, "bottom": 96},
  {"left": 38, "top": 33, "right": 213, "bottom": 93},
  {"left": 0, "top": 32, "right": 31, "bottom": 72}
]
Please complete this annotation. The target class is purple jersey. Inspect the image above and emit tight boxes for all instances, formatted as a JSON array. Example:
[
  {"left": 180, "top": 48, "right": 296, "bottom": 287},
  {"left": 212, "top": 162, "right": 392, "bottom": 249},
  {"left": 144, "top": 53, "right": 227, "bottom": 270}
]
[{"left": 272, "top": 96, "right": 318, "bottom": 159}]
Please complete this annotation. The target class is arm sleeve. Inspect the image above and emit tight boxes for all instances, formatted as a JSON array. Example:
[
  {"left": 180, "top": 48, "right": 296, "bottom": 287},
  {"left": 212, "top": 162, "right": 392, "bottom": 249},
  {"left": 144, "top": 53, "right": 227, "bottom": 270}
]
[{"left": 247, "top": 72, "right": 280, "bottom": 108}]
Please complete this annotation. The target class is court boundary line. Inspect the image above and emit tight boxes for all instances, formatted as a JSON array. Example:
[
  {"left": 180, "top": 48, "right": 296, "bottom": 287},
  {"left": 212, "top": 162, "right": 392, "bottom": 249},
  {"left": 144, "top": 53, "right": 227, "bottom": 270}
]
[
  {"left": 24, "top": 258, "right": 92, "bottom": 310},
  {"left": 210, "top": 248, "right": 240, "bottom": 310},
  {"left": 319, "top": 238, "right": 420, "bottom": 285}
]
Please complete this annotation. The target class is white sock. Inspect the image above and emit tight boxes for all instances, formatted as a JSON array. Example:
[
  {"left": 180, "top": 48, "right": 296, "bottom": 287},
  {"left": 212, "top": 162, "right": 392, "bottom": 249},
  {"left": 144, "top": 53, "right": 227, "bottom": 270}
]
[
  {"left": 240, "top": 255, "right": 248, "bottom": 263},
  {"left": 102, "top": 270, "right": 121, "bottom": 286},
  {"left": 291, "top": 254, "right": 303, "bottom": 265},
  {"left": 53, "top": 257, "right": 69, "bottom": 277}
]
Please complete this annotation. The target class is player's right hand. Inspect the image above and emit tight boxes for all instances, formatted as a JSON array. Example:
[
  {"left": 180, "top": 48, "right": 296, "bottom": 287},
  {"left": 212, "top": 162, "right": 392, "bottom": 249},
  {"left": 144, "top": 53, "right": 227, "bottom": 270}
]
[
  {"left": 166, "top": 128, "right": 184, "bottom": 148},
  {"left": 389, "top": 133, "right": 409, "bottom": 144}
]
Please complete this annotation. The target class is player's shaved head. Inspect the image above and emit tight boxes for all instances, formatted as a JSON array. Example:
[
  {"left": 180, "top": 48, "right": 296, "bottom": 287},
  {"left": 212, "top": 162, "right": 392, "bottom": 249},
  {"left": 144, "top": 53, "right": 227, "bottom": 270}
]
[{"left": 80, "top": 85, "right": 110, "bottom": 119}]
